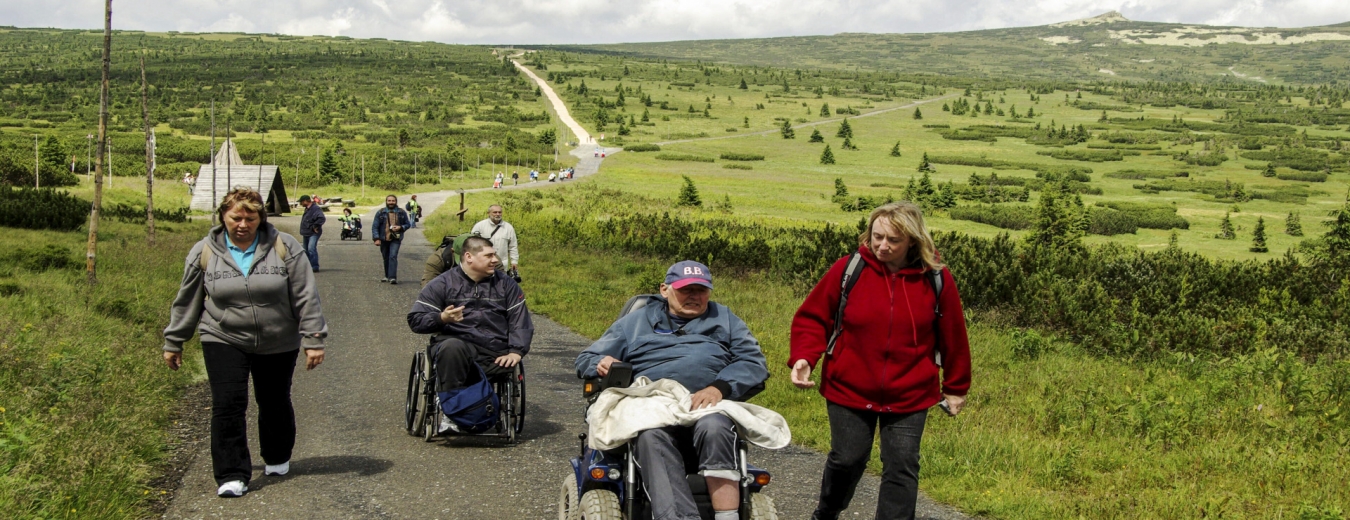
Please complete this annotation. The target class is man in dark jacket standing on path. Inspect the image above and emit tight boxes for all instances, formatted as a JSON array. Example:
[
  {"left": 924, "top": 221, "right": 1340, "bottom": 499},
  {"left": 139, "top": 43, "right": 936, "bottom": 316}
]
[
  {"left": 373, "top": 194, "right": 411, "bottom": 284},
  {"left": 408, "top": 236, "right": 534, "bottom": 434},
  {"left": 298, "top": 195, "right": 325, "bottom": 272}
]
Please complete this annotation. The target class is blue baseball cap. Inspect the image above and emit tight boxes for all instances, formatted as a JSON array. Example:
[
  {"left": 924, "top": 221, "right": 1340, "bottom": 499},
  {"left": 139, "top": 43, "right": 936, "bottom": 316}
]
[{"left": 665, "top": 260, "right": 713, "bottom": 290}]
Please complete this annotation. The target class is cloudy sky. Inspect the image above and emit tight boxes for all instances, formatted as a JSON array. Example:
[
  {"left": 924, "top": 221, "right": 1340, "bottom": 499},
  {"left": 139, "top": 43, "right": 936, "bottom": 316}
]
[{"left": 4, "top": 0, "right": 1349, "bottom": 45}]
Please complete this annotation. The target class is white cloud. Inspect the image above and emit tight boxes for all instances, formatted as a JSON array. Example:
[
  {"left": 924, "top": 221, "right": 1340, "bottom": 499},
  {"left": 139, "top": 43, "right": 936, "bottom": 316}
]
[{"left": 0, "top": 0, "right": 1347, "bottom": 44}]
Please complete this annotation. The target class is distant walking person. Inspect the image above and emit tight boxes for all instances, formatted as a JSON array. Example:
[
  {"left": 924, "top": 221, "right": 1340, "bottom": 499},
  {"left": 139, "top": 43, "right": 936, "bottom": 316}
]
[
  {"left": 511, "top": 171, "right": 519, "bottom": 185},
  {"left": 162, "top": 187, "right": 327, "bottom": 499},
  {"left": 373, "top": 194, "right": 412, "bottom": 285},
  {"left": 405, "top": 194, "right": 422, "bottom": 229},
  {"left": 790, "top": 202, "right": 972, "bottom": 520},
  {"left": 471, "top": 204, "right": 519, "bottom": 274},
  {"left": 297, "top": 195, "right": 325, "bottom": 272}
]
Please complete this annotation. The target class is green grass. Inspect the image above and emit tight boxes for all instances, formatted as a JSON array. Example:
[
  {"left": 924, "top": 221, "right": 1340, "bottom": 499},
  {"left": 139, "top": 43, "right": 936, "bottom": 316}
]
[
  {"left": 460, "top": 224, "right": 1350, "bottom": 519},
  {"left": 0, "top": 219, "right": 209, "bottom": 519}
]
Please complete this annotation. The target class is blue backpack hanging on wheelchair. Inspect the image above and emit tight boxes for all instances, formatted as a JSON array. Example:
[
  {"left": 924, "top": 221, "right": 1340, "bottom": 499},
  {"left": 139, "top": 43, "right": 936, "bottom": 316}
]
[{"left": 438, "top": 363, "right": 500, "bottom": 434}]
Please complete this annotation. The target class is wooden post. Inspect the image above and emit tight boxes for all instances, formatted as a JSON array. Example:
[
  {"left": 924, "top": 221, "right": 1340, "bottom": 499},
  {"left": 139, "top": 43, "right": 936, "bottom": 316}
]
[
  {"left": 140, "top": 55, "right": 156, "bottom": 244},
  {"left": 457, "top": 191, "right": 466, "bottom": 222},
  {"left": 86, "top": 0, "right": 112, "bottom": 286}
]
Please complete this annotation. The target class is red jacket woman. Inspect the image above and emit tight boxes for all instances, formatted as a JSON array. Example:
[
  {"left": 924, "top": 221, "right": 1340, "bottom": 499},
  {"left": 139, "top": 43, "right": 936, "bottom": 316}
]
[{"left": 789, "top": 201, "right": 971, "bottom": 520}]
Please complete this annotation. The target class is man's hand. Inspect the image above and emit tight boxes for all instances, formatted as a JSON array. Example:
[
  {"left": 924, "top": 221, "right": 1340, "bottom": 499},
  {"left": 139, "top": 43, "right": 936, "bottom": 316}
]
[
  {"left": 373, "top": 239, "right": 382, "bottom": 246},
  {"left": 790, "top": 359, "right": 815, "bottom": 388},
  {"left": 595, "top": 355, "right": 620, "bottom": 376},
  {"left": 440, "top": 304, "right": 466, "bottom": 324},
  {"left": 690, "top": 386, "right": 723, "bottom": 410},
  {"left": 164, "top": 351, "right": 181, "bottom": 371},
  {"left": 305, "top": 349, "right": 325, "bottom": 370},
  {"left": 943, "top": 394, "right": 966, "bottom": 416},
  {"left": 495, "top": 352, "right": 522, "bottom": 368}
]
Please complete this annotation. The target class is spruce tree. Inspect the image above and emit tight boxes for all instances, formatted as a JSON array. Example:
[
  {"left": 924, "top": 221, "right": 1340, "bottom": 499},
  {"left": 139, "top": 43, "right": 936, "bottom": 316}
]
[
  {"left": 743, "top": 116, "right": 750, "bottom": 128},
  {"left": 918, "top": 171, "right": 935, "bottom": 199},
  {"left": 836, "top": 118, "right": 853, "bottom": 139},
  {"left": 1215, "top": 212, "right": 1236, "bottom": 239},
  {"left": 936, "top": 182, "right": 957, "bottom": 208},
  {"left": 820, "top": 103, "right": 830, "bottom": 117},
  {"left": 1286, "top": 212, "right": 1303, "bottom": 236},
  {"left": 820, "top": 145, "right": 836, "bottom": 165},
  {"left": 842, "top": 137, "right": 856, "bottom": 150},
  {"left": 1250, "top": 217, "right": 1269, "bottom": 252},
  {"left": 1026, "top": 107, "right": 1036, "bottom": 118},
  {"left": 780, "top": 119, "right": 795, "bottom": 139},
  {"left": 677, "top": 175, "right": 702, "bottom": 207},
  {"left": 917, "top": 152, "right": 935, "bottom": 173},
  {"left": 318, "top": 147, "right": 342, "bottom": 183},
  {"left": 739, "top": 78, "right": 748, "bottom": 90},
  {"left": 641, "top": 108, "right": 650, "bottom": 122},
  {"left": 834, "top": 178, "right": 849, "bottom": 199},
  {"left": 809, "top": 128, "right": 824, "bottom": 143},
  {"left": 889, "top": 141, "right": 902, "bottom": 157},
  {"left": 1099, "top": 110, "right": 1109, "bottom": 122},
  {"left": 913, "top": 108, "right": 922, "bottom": 120},
  {"left": 1263, "top": 163, "right": 1277, "bottom": 177},
  {"left": 942, "top": 102, "right": 950, "bottom": 112}
]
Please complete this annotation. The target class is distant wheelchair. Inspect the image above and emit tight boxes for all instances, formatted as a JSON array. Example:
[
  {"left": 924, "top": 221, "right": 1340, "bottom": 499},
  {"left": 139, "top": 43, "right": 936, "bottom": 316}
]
[
  {"left": 558, "top": 295, "right": 778, "bottom": 520},
  {"left": 404, "top": 338, "right": 525, "bottom": 444}
]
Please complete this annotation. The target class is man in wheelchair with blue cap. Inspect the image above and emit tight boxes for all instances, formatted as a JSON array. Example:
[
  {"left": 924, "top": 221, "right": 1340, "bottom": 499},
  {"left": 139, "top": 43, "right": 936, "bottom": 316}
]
[{"left": 575, "top": 260, "right": 769, "bottom": 520}]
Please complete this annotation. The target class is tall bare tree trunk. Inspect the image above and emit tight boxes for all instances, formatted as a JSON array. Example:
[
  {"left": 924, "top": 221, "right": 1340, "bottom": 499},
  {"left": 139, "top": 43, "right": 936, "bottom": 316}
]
[
  {"left": 140, "top": 54, "right": 155, "bottom": 245},
  {"left": 86, "top": 0, "right": 112, "bottom": 286}
]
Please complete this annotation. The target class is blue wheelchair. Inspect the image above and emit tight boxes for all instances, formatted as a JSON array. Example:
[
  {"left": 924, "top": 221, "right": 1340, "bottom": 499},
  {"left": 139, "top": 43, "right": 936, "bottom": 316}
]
[
  {"left": 404, "top": 337, "right": 525, "bottom": 444},
  {"left": 558, "top": 295, "right": 779, "bottom": 520}
]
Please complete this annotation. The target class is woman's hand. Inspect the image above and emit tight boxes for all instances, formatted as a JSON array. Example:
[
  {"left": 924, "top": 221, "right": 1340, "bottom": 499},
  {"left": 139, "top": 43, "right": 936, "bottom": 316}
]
[
  {"left": 942, "top": 394, "right": 966, "bottom": 416},
  {"left": 164, "top": 351, "right": 182, "bottom": 371},
  {"left": 790, "top": 359, "right": 816, "bottom": 388},
  {"left": 304, "top": 348, "right": 325, "bottom": 370}
]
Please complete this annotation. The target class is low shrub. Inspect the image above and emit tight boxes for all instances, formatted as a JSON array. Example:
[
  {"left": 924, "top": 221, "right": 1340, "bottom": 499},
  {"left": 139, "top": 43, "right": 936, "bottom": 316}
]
[
  {"left": 1037, "top": 149, "right": 1132, "bottom": 162},
  {"left": 949, "top": 204, "right": 1035, "bottom": 230},
  {"left": 723, "top": 163, "right": 753, "bottom": 170},
  {"left": 1277, "top": 171, "right": 1328, "bottom": 182},
  {"left": 654, "top": 153, "right": 714, "bottom": 163},
  {"left": 1087, "top": 208, "right": 1139, "bottom": 235},
  {"left": 718, "top": 152, "right": 765, "bottom": 161},
  {"left": 623, "top": 143, "right": 661, "bottom": 152},
  {"left": 1104, "top": 169, "right": 1189, "bottom": 180},
  {"left": 0, "top": 186, "right": 89, "bottom": 231},
  {"left": 104, "top": 203, "right": 191, "bottom": 224}
]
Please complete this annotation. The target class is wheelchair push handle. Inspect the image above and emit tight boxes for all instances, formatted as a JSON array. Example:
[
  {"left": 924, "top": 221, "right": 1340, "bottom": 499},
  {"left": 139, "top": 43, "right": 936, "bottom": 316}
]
[{"left": 583, "top": 361, "right": 634, "bottom": 401}]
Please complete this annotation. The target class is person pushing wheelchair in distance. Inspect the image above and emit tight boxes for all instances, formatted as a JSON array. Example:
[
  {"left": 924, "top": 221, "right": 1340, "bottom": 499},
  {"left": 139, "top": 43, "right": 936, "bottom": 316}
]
[
  {"left": 575, "top": 261, "right": 770, "bottom": 520},
  {"left": 407, "top": 236, "right": 534, "bottom": 435}
]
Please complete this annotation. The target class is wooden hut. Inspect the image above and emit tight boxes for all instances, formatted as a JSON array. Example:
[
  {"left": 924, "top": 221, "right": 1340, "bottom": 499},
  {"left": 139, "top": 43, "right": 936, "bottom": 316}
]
[{"left": 189, "top": 139, "right": 289, "bottom": 215}]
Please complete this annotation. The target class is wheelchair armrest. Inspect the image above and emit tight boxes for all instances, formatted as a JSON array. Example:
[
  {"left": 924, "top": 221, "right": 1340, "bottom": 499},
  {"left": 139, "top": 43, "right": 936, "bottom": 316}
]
[{"left": 583, "top": 362, "right": 634, "bottom": 401}]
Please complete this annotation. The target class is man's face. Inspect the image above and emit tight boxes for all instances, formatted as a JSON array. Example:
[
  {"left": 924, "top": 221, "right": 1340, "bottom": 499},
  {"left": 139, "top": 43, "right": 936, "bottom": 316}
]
[
  {"left": 488, "top": 206, "right": 503, "bottom": 224},
  {"left": 385, "top": 196, "right": 397, "bottom": 208},
  {"left": 660, "top": 283, "right": 711, "bottom": 319},
  {"left": 463, "top": 246, "right": 500, "bottom": 276},
  {"left": 300, "top": 199, "right": 311, "bottom": 208}
]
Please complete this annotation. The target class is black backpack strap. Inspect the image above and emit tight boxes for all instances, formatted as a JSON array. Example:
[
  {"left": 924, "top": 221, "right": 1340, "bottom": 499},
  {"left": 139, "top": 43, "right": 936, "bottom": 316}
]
[
  {"left": 489, "top": 224, "right": 502, "bottom": 239},
  {"left": 825, "top": 252, "right": 865, "bottom": 357},
  {"left": 927, "top": 268, "right": 945, "bottom": 368}
]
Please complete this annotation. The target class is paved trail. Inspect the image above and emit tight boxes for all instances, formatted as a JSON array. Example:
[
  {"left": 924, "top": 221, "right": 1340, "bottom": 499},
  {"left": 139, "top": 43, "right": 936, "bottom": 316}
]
[{"left": 163, "top": 63, "right": 975, "bottom": 520}]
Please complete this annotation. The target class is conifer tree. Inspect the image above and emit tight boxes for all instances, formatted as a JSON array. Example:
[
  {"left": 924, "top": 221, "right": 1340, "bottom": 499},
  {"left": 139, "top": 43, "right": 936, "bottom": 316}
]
[
  {"left": 836, "top": 118, "right": 853, "bottom": 139},
  {"left": 1099, "top": 111, "right": 1109, "bottom": 122},
  {"left": 842, "top": 137, "right": 856, "bottom": 150},
  {"left": 936, "top": 182, "right": 957, "bottom": 208},
  {"left": 889, "top": 141, "right": 902, "bottom": 157},
  {"left": 917, "top": 152, "right": 935, "bottom": 173},
  {"left": 913, "top": 108, "right": 922, "bottom": 120},
  {"left": 319, "top": 147, "right": 342, "bottom": 183},
  {"left": 834, "top": 178, "right": 849, "bottom": 199},
  {"left": 677, "top": 175, "right": 702, "bottom": 207},
  {"left": 1215, "top": 212, "right": 1236, "bottom": 239},
  {"left": 809, "top": 128, "right": 824, "bottom": 143},
  {"left": 780, "top": 119, "right": 795, "bottom": 139},
  {"left": 739, "top": 78, "right": 748, "bottom": 89},
  {"left": 1286, "top": 212, "right": 1303, "bottom": 236},
  {"left": 942, "top": 102, "right": 950, "bottom": 112},
  {"left": 820, "top": 144, "right": 836, "bottom": 165},
  {"left": 918, "top": 171, "right": 935, "bottom": 198},
  {"left": 1263, "top": 163, "right": 1277, "bottom": 177},
  {"left": 820, "top": 103, "right": 830, "bottom": 117},
  {"left": 1250, "top": 216, "right": 1268, "bottom": 252},
  {"left": 1026, "top": 107, "right": 1036, "bottom": 118}
]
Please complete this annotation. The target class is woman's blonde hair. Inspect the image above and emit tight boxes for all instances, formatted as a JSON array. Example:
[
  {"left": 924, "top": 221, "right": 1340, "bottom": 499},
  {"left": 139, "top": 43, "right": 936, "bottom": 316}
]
[
  {"left": 858, "top": 201, "right": 944, "bottom": 271},
  {"left": 217, "top": 186, "right": 266, "bottom": 225}
]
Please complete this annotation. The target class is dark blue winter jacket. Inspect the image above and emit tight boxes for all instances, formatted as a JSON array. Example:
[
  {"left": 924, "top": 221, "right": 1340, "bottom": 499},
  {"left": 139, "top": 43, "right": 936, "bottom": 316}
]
[
  {"left": 575, "top": 297, "right": 768, "bottom": 401},
  {"left": 299, "top": 204, "right": 326, "bottom": 237}
]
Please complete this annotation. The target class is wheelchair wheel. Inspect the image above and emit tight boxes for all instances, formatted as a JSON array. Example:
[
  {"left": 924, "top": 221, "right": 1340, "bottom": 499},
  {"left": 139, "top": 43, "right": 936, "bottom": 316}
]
[
  {"left": 748, "top": 493, "right": 779, "bottom": 520},
  {"left": 558, "top": 472, "right": 581, "bottom": 520},
  {"left": 579, "top": 489, "right": 622, "bottom": 520},
  {"left": 421, "top": 353, "right": 440, "bottom": 442},
  {"left": 404, "top": 352, "right": 424, "bottom": 435},
  {"left": 510, "top": 364, "right": 526, "bottom": 438}
]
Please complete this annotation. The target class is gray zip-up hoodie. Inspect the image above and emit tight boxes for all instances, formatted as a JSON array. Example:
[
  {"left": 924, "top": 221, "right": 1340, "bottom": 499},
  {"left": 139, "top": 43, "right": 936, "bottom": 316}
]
[{"left": 163, "top": 223, "right": 328, "bottom": 354}]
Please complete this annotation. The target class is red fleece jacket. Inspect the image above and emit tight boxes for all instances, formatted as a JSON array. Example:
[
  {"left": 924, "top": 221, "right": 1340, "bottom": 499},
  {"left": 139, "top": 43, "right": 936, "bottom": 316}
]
[{"left": 790, "top": 246, "right": 971, "bottom": 414}]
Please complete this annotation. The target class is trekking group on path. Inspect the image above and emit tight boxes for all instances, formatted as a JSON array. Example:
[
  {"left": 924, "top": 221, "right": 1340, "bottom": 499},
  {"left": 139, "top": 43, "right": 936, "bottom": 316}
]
[{"left": 162, "top": 183, "right": 971, "bottom": 520}]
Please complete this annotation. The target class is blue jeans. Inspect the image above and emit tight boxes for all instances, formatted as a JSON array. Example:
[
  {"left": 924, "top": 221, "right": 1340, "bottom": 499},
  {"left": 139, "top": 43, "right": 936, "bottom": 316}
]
[
  {"left": 302, "top": 234, "right": 320, "bottom": 271},
  {"left": 380, "top": 240, "right": 401, "bottom": 280},
  {"left": 813, "top": 403, "right": 928, "bottom": 520}
]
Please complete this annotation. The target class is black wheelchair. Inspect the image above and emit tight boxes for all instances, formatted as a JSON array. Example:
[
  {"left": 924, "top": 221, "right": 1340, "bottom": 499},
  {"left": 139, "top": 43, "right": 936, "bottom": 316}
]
[
  {"left": 404, "top": 338, "right": 525, "bottom": 444},
  {"left": 558, "top": 295, "right": 779, "bottom": 520}
]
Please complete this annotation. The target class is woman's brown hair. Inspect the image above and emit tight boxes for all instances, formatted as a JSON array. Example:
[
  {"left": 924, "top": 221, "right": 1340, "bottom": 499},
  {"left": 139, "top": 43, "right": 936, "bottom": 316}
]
[
  {"left": 217, "top": 186, "right": 267, "bottom": 225},
  {"left": 857, "top": 201, "right": 944, "bottom": 271}
]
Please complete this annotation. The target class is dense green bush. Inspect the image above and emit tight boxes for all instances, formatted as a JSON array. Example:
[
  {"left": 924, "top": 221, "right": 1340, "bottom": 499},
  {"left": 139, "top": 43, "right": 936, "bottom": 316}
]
[
  {"left": 1095, "top": 201, "right": 1191, "bottom": 230},
  {"left": 949, "top": 204, "right": 1035, "bottom": 230},
  {"left": 623, "top": 143, "right": 661, "bottom": 152},
  {"left": 655, "top": 153, "right": 715, "bottom": 163},
  {"left": 1086, "top": 208, "right": 1139, "bottom": 235},
  {"left": 1037, "top": 149, "right": 1133, "bottom": 162},
  {"left": 1277, "top": 171, "right": 1329, "bottom": 182},
  {"left": 104, "top": 203, "right": 191, "bottom": 224},
  {"left": 1104, "top": 169, "right": 1189, "bottom": 180},
  {"left": 718, "top": 152, "right": 765, "bottom": 161},
  {"left": 0, "top": 186, "right": 88, "bottom": 231}
]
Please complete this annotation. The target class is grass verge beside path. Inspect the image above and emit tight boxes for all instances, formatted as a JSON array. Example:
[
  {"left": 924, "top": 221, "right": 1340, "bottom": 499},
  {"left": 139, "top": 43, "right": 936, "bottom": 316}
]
[
  {"left": 425, "top": 203, "right": 1349, "bottom": 518},
  {"left": 0, "top": 220, "right": 208, "bottom": 519}
]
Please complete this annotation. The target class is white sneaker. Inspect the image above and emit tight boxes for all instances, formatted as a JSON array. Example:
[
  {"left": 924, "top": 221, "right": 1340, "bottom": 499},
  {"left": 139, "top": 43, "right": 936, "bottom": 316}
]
[
  {"left": 439, "top": 415, "right": 460, "bottom": 434},
  {"left": 217, "top": 480, "right": 247, "bottom": 498},
  {"left": 264, "top": 461, "right": 289, "bottom": 476}
]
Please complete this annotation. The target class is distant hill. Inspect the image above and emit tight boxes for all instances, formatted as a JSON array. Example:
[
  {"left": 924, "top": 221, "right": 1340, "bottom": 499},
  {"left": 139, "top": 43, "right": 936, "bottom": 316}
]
[{"left": 540, "top": 12, "right": 1350, "bottom": 85}]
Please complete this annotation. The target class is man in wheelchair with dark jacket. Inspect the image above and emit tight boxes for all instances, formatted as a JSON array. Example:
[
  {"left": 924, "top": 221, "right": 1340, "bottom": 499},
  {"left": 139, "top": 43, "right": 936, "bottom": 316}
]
[
  {"left": 575, "top": 260, "right": 769, "bottom": 520},
  {"left": 408, "top": 236, "right": 534, "bottom": 434}
]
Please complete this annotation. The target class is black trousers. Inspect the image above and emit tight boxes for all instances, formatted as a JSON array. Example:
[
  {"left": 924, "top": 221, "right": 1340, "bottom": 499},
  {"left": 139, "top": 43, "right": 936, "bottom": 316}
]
[
  {"left": 813, "top": 403, "right": 928, "bottom": 520},
  {"left": 430, "top": 337, "right": 511, "bottom": 393},
  {"left": 202, "top": 343, "right": 299, "bottom": 486}
]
